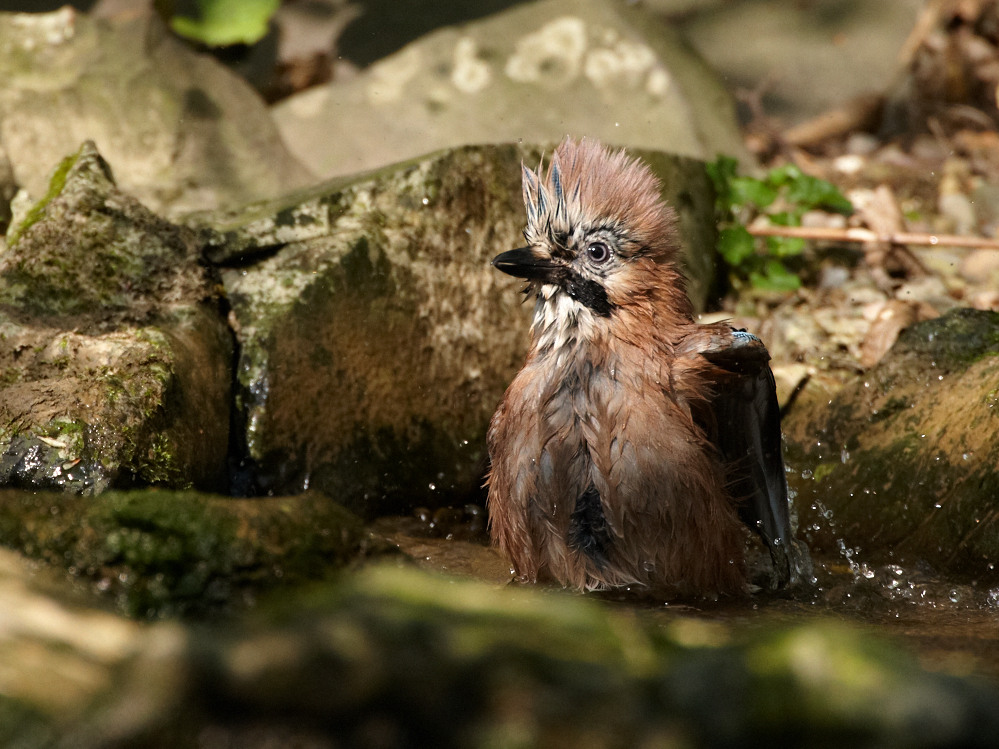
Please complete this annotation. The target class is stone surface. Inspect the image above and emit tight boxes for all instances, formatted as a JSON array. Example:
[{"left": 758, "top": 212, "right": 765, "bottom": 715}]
[
  {"left": 5, "top": 563, "right": 996, "bottom": 748},
  {"left": 0, "top": 488, "right": 365, "bottom": 618},
  {"left": 0, "top": 142, "right": 232, "bottom": 494},
  {"left": 0, "top": 545, "right": 143, "bottom": 743},
  {"left": 271, "top": 0, "right": 749, "bottom": 179},
  {"left": 785, "top": 308, "right": 999, "bottom": 582},
  {"left": 211, "top": 142, "right": 718, "bottom": 514},
  {"left": 677, "top": 0, "right": 924, "bottom": 124},
  {"left": 0, "top": 7, "right": 313, "bottom": 218}
]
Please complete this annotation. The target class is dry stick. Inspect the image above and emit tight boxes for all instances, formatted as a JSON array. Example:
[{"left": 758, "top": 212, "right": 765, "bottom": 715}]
[{"left": 746, "top": 224, "right": 999, "bottom": 250}]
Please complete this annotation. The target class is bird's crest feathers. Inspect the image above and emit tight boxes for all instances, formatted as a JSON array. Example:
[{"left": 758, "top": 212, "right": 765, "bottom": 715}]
[{"left": 521, "top": 138, "right": 677, "bottom": 260}]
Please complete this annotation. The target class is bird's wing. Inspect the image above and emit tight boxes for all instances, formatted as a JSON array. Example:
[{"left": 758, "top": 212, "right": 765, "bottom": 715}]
[{"left": 692, "top": 328, "right": 807, "bottom": 589}]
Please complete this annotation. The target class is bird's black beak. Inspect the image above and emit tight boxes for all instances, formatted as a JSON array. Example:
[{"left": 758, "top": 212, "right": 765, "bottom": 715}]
[{"left": 492, "top": 247, "right": 561, "bottom": 283}]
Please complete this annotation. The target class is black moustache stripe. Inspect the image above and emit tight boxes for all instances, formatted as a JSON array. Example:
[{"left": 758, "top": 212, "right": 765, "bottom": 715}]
[{"left": 560, "top": 270, "right": 614, "bottom": 317}]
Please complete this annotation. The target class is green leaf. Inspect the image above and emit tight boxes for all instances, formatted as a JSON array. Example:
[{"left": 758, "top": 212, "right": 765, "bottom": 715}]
[
  {"left": 764, "top": 163, "right": 803, "bottom": 188},
  {"left": 750, "top": 259, "right": 801, "bottom": 292},
  {"left": 706, "top": 155, "right": 739, "bottom": 193},
  {"left": 766, "top": 235, "right": 806, "bottom": 258},
  {"left": 784, "top": 174, "right": 853, "bottom": 214},
  {"left": 169, "top": 0, "right": 279, "bottom": 46},
  {"left": 706, "top": 155, "right": 739, "bottom": 214},
  {"left": 729, "top": 176, "right": 778, "bottom": 209},
  {"left": 766, "top": 211, "right": 801, "bottom": 227},
  {"left": 718, "top": 226, "right": 756, "bottom": 266}
]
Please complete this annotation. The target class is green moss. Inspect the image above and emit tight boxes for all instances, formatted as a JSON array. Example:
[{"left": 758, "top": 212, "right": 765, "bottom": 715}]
[
  {"left": 895, "top": 308, "right": 999, "bottom": 368},
  {"left": 132, "top": 432, "right": 186, "bottom": 487},
  {"left": 39, "top": 419, "right": 86, "bottom": 446},
  {"left": 0, "top": 696, "right": 55, "bottom": 748},
  {"left": 0, "top": 488, "right": 365, "bottom": 618},
  {"left": 811, "top": 463, "right": 837, "bottom": 483},
  {"left": 5, "top": 147, "right": 78, "bottom": 247}
]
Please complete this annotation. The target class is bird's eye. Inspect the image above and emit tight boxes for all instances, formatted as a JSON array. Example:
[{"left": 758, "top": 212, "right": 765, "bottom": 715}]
[{"left": 586, "top": 242, "right": 611, "bottom": 264}]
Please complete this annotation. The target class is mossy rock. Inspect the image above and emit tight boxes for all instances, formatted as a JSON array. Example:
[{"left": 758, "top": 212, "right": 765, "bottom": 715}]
[
  {"left": 0, "top": 488, "right": 364, "bottom": 617},
  {"left": 213, "top": 142, "right": 717, "bottom": 516},
  {"left": 784, "top": 308, "right": 999, "bottom": 582},
  {"left": 63, "top": 564, "right": 999, "bottom": 748},
  {"left": 0, "top": 142, "right": 232, "bottom": 493}
]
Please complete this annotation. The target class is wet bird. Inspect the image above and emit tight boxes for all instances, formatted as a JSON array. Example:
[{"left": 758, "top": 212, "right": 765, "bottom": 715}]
[{"left": 486, "top": 138, "right": 807, "bottom": 596}]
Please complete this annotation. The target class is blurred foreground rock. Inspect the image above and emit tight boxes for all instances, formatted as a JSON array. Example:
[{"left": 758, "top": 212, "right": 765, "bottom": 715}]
[
  {"left": 210, "top": 142, "right": 717, "bottom": 514},
  {"left": 785, "top": 308, "right": 999, "bottom": 582},
  {"left": 272, "top": 0, "right": 748, "bottom": 178},
  {"left": 0, "top": 488, "right": 364, "bottom": 618},
  {"left": 4, "top": 562, "right": 999, "bottom": 748},
  {"left": 0, "top": 142, "right": 231, "bottom": 494}
]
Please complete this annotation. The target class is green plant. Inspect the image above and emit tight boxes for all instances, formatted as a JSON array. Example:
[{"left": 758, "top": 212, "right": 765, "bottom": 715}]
[
  {"left": 161, "top": 0, "right": 280, "bottom": 47},
  {"left": 707, "top": 156, "right": 852, "bottom": 292}
]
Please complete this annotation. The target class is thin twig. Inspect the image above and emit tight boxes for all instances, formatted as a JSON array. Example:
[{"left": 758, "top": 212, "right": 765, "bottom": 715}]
[{"left": 746, "top": 224, "right": 999, "bottom": 250}]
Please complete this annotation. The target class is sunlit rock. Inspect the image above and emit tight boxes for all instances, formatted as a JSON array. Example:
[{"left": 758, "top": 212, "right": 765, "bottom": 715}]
[
  {"left": 785, "top": 308, "right": 999, "bottom": 582},
  {"left": 0, "top": 7, "right": 313, "bottom": 218},
  {"left": 209, "top": 143, "right": 717, "bottom": 514},
  {"left": 0, "top": 142, "right": 231, "bottom": 493},
  {"left": 271, "top": 0, "right": 749, "bottom": 179}
]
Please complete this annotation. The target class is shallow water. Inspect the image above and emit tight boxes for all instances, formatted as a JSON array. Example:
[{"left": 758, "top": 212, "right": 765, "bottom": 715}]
[{"left": 370, "top": 509, "right": 999, "bottom": 681}]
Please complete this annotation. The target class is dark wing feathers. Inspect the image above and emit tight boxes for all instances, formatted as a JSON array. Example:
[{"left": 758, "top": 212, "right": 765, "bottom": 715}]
[{"left": 698, "top": 330, "right": 806, "bottom": 588}]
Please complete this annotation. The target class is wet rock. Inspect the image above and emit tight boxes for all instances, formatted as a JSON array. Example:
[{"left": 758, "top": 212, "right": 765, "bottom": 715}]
[
  {"left": 0, "top": 488, "right": 364, "bottom": 618},
  {"left": 209, "top": 142, "right": 717, "bottom": 514},
  {"left": 0, "top": 142, "right": 232, "bottom": 493},
  {"left": 0, "top": 7, "right": 312, "bottom": 218},
  {"left": 44, "top": 564, "right": 999, "bottom": 748},
  {"left": 271, "top": 0, "right": 749, "bottom": 179},
  {"left": 785, "top": 308, "right": 999, "bottom": 582}
]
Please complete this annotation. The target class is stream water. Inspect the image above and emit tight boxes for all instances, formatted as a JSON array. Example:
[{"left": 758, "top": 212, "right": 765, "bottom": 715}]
[{"left": 370, "top": 505, "right": 999, "bottom": 682}]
